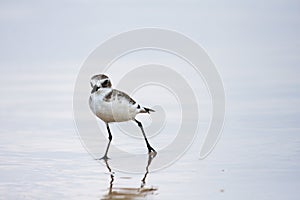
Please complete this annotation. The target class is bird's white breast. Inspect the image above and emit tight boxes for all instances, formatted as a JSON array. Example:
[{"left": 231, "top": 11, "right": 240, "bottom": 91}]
[{"left": 89, "top": 88, "right": 138, "bottom": 123}]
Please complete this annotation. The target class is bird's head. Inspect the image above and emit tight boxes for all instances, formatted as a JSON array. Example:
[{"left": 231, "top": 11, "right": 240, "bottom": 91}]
[{"left": 90, "top": 74, "right": 112, "bottom": 93}]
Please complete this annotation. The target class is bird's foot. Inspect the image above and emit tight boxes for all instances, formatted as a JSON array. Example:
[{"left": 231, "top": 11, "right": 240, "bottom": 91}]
[
  {"left": 96, "top": 155, "right": 110, "bottom": 161},
  {"left": 147, "top": 146, "right": 157, "bottom": 155}
]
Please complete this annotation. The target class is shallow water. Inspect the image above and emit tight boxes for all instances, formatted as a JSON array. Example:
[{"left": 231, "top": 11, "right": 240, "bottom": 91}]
[
  {"left": 0, "top": 67, "right": 300, "bottom": 200},
  {"left": 2, "top": 0, "right": 300, "bottom": 198}
]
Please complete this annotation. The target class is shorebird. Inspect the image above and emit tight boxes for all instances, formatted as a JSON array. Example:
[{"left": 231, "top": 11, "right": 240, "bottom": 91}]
[{"left": 89, "top": 74, "right": 156, "bottom": 159}]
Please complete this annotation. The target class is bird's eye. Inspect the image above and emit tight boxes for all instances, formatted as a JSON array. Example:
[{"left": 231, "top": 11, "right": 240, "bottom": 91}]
[{"left": 102, "top": 80, "right": 109, "bottom": 87}]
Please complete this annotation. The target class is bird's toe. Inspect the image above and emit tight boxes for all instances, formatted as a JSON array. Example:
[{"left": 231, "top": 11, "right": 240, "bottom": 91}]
[{"left": 96, "top": 155, "right": 110, "bottom": 161}]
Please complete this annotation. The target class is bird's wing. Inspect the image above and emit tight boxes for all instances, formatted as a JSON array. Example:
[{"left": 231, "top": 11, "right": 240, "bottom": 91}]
[{"left": 103, "top": 89, "right": 136, "bottom": 105}]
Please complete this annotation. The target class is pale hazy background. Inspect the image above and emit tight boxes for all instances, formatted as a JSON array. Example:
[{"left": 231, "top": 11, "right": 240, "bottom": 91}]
[{"left": 0, "top": 0, "right": 299, "bottom": 199}]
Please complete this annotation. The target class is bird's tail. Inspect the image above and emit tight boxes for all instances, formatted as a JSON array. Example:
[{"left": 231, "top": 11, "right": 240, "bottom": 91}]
[{"left": 141, "top": 107, "right": 155, "bottom": 114}]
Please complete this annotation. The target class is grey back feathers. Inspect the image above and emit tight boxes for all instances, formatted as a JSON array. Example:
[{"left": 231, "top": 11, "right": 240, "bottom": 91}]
[{"left": 103, "top": 89, "right": 136, "bottom": 105}]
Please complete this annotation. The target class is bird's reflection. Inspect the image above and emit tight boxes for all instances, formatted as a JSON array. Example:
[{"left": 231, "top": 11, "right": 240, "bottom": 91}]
[{"left": 101, "top": 153, "right": 158, "bottom": 200}]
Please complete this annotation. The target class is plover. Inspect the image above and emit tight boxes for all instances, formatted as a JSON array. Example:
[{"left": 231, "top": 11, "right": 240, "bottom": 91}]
[{"left": 89, "top": 74, "right": 156, "bottom": 159}]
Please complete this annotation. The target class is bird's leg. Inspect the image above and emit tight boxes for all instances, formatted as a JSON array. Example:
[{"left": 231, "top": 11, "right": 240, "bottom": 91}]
[
  {"left": 134, "top": 119, "right": 156, "bottom": 153},
  {"left": 100, "top": 123, "right": 112, "bottom": 160}
]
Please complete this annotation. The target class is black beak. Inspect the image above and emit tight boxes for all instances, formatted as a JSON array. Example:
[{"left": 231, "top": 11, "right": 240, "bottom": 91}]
[{"left": 91, "top": 85, "right": 99, "bottom": 93}]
